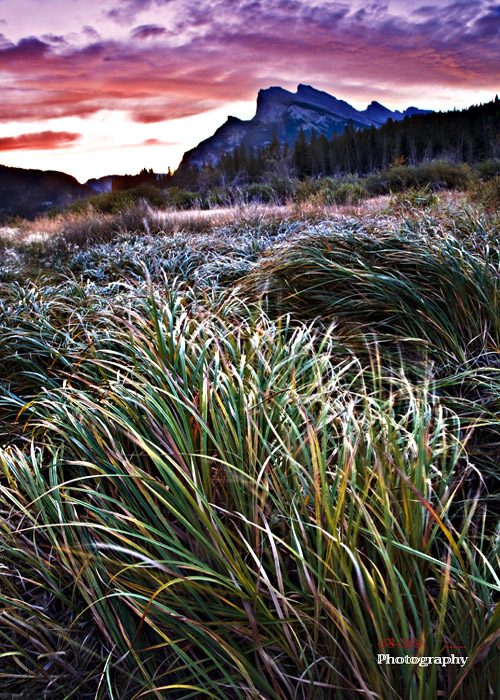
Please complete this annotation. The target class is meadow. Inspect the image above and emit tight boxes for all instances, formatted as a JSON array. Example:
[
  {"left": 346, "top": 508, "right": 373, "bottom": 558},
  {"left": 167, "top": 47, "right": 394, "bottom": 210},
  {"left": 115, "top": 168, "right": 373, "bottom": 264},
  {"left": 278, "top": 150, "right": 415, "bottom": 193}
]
[{"left": 0, "top": 191, "right": 499, "bottom": 699}]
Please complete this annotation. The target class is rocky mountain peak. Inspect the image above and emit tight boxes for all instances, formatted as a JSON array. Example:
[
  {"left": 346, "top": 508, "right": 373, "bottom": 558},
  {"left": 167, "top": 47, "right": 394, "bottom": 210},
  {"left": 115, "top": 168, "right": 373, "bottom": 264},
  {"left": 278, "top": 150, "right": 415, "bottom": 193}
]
[
  {"left": 178, "top": 84, "right": 432, "bottom": 171},
  {"left": 255, "top": 86, "right": 295, "bottom": 121},
  {"left": 367, "top": 100, "right": 389, "bottom": 110}
]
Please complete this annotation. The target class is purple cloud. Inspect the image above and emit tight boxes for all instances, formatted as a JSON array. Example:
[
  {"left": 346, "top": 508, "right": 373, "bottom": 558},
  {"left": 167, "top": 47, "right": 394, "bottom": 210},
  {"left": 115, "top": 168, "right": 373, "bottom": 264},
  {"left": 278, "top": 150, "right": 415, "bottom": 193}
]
[
  {"left": 82, "top": 25, "right": 101, "bottom": 40},
  {"left": 42, "top": 33, "right": 67, "bottom": 44},
  {"left": 1, "top": 36, "right": 50, "bottom": 59},
  {"left": 0, "top": 0, "right": 498, "bottom": 130},
  {"left": 107, "top": 0, "right": 173, "bottom": 24},
  {"left": 131, "top": 24, "right": 168, "bottom": 39}
]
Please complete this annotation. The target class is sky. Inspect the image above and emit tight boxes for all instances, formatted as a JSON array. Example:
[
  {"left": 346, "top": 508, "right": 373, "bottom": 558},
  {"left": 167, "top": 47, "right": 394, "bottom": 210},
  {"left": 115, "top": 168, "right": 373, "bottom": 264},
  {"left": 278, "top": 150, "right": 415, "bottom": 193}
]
[{"left": 0, "top": 0, "right": 499, "bottom": 182}]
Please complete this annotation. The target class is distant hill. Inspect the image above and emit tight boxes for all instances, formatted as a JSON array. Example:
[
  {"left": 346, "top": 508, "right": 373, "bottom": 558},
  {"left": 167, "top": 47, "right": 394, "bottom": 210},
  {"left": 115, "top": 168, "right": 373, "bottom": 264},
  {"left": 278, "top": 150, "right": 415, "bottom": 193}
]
[
  {"left": 85, "top": 175, "right": 116, "bottom": 193},
  {"left": 178, "top": 84, "right": 431, "bottom": 172},
  {"left": 0, "top": 165, "right": 88, "bottom": 219}
]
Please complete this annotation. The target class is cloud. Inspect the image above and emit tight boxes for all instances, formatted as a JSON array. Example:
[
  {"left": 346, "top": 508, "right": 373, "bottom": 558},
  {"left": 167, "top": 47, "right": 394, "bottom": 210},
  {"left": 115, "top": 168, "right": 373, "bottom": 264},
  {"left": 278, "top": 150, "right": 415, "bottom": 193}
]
[
  {"left": 130, "top": 100, "right": 216, "bottom": 122},
  {"left": 470, "top": 6, "right": 500, "bottom": 38},
  {"left": 0, "top": 0, "right": 499, "bottom": 128},
  {"left": 0, "top": 131, "right": 81, "bottom": 151},
  {"left": 82, "top": 25, "right": 101, "bottom": 40},
  {"left": 0, "top": 34, "right": 262, "bottom": 123},
  {"left": 107, "top": 0, "right": 153, "bottom": 24},
  {"left": 131, "top": 24, "right": 168, "bottom": 39},
  {"left": 107, "top": 0, "right": 173, "bottom": 24},
  {"left": 142, "top": 138, "right": 178, "bottom": 145},
  {"left": 87, "top": 138, "right": 180, "bottom": 151},
  {"left": 42, "top": 34, "right": 67, "bottom": 44},
  {"left": 8, "top": 36, "right": 50, "bottom": 56}
]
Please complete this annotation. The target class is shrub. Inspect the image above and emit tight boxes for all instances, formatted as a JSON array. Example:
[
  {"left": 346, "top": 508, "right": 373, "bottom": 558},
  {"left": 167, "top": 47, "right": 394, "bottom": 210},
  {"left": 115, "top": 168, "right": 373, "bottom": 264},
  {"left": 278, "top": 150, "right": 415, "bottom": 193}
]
[
  {"left": 366, "top": 164, "right": 417, "bottom": 194},
  {"left": 246, "top": 182, "right": 276, "bottom": 203},
  {"left": 295, "top": 178, "right": 321, "bottom": 202},
  {"left": 331, "top": 179, "right": 368, "bottom": 204},
  {"left": 470, "top": 175, "right": 500, "bottom": 211},
  {"left": 65, "top": 185, "right": 165, "bottom": 216},
  {"left": 162, "top": 186, "right": 201, "bottom": 209},
  {"left": 474, "top": 158, "right": 500, "bottom": 181},
  {"left": 264, "top": 175, "right": 296, "bottom": 201},
  {"left": 65, "top": 197, "right": 92, "bottom": 215},
  {"left": 295, "top": 177, "right": 368, "bottom": 206},
  {"left": 367, "top": 160, "right": 472, "bottom": 195},
  {"left": 389, "top": 185, "right": 439, "bottom": 214},
  {"left": 415, "top": 160, "right": 472, "bottom": 190}
]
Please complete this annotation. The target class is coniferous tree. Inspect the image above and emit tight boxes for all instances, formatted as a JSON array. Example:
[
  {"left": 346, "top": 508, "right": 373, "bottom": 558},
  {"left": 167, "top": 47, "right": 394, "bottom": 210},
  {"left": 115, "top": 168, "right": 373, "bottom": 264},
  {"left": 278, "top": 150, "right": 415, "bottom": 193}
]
[{"left": 293, "top": 128, "right": 311, "bottom": 178}]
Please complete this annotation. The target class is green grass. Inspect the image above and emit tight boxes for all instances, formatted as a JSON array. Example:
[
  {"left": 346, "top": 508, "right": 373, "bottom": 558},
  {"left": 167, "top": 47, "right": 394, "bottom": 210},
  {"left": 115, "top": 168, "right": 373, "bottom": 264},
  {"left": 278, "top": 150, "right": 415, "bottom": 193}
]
[{"left": 0, "top": 196, "right": 499, "bottom": 698}]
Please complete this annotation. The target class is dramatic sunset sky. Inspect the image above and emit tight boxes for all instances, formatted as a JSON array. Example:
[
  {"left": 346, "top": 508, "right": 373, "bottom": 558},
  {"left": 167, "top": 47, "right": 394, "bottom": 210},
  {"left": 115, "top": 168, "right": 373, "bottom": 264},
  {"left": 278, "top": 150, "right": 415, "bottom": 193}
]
[{"left": 0, "top": 0, "right": 499, "bottom": 181}]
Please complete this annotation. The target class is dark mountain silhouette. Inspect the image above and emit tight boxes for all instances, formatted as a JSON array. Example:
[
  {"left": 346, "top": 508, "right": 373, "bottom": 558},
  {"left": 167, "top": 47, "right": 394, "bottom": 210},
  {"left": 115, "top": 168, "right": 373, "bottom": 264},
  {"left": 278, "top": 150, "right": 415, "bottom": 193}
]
[
  {"left": 178, "top": 84, "right": 431, "bottom": 171},
  {"left": 0, "top": 165, "right": 89, "bottom": 219}
]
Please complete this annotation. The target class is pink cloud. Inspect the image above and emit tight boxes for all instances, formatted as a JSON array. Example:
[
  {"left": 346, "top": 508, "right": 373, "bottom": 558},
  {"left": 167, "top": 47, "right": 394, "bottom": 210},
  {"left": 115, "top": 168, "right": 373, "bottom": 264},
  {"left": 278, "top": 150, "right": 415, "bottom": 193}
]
[
  {"left": 142, "top": 137, "right": 178, "bottom": 145},
  {"left": 0, "top": 130, "right": 81, "bottom": 151}
]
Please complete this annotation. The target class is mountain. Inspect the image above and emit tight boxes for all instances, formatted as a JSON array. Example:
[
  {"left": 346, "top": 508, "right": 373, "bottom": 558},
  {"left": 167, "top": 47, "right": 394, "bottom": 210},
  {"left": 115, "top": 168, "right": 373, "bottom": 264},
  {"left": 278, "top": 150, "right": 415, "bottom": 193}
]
[
  {"left": 85, "top": 175, "right": 116, "bottom": 193},
  {"left": 0, "top": 165, "right": 89, "bottom": 219},
  {"left": 178, "top": 84, "right": 432, "bottom": 171}
]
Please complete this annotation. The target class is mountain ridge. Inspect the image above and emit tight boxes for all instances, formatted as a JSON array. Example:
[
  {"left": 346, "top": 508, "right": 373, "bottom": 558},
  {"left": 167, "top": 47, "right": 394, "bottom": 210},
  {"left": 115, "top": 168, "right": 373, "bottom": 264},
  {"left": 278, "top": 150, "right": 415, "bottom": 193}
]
[{"left": 178, "top": 84, "right": 432, "bottom": 171}]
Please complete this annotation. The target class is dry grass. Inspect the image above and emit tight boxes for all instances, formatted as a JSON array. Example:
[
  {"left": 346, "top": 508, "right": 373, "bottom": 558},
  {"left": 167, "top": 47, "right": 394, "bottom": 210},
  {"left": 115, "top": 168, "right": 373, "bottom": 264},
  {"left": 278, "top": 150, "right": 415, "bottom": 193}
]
[{"left": 0, "top": 191, "right": 464, "bottom": 253}]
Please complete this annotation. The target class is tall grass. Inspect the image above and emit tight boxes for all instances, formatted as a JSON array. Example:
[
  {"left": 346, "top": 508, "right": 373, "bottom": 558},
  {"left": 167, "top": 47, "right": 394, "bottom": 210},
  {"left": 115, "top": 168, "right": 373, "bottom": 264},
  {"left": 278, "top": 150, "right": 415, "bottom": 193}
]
[{"left": 1, "top": 201, "right": 500, "bottom": 698}]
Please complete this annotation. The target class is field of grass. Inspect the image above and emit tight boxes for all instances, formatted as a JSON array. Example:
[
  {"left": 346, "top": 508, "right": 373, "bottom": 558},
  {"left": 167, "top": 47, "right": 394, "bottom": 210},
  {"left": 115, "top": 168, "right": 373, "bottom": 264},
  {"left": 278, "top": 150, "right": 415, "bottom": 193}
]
[{"left": 1, "top": 192, "right": 499, "bottom": 699}]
